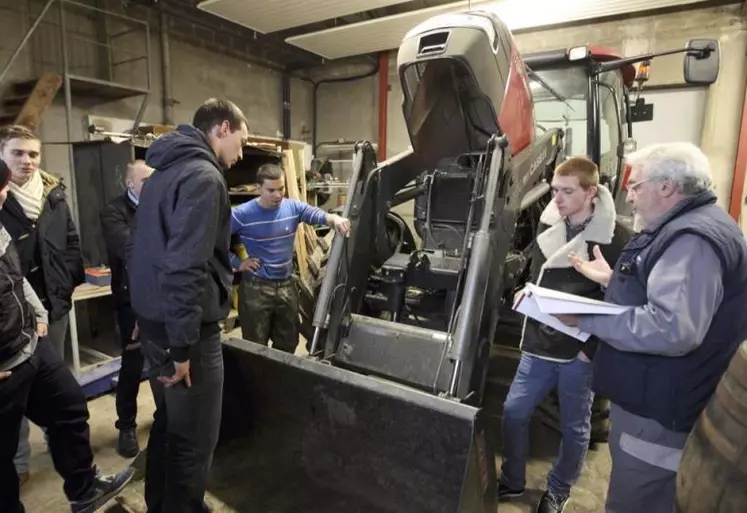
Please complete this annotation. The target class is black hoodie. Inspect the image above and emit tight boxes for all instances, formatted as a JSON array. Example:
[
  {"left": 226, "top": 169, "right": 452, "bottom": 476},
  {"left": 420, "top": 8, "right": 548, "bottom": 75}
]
[{"left": 127, "top": 124, "right": 232, "bottom": 362}]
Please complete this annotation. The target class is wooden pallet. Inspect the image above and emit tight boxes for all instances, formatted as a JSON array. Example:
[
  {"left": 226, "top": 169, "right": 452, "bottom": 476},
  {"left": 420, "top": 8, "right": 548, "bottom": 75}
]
[{"left": 281, "top": 148, "right": 324, "bottom": 286}]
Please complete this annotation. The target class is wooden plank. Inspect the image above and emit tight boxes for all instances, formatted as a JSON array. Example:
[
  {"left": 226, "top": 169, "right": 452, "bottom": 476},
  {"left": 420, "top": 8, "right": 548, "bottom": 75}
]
[
  {"left": 308, "top": 254, "right": 320, "bottom": 279},
  {"left": 245, "top": 134, "right": 306, "bottom": 151},
  {"left": 292, "top": 145, "right": 322, "bottom": 254},
  {"left": 282, "top": 150, "right": 310, "bottom": 284},
  {"left": 308, "top": 243, "right": 326, "bottom": 275},
  {"left": 293, "top": 147, "right": 308, "bottom": 198},
  {"left": 135, "top": 123, "right": 174, "bottom": 136},
  {"left": 14, "top": 72, "right": 62, "bottom": 131},
  {"left": 304, "top": 227, "right": 316, "bottom": 249},
  {"left": 296, "top": 229, "right": 309, "bottom": 284},
  {"left": 282, "top": 150, "right": 301, "bottom": 201}
]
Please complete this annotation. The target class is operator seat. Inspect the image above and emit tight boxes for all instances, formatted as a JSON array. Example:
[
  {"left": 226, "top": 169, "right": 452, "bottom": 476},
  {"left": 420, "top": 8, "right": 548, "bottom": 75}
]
[
  {"left": 376, "top": 152, "right": 484, "bottom": 323},
  {"left": 413, "top": 153, "right": 482, "bottom": 252}
]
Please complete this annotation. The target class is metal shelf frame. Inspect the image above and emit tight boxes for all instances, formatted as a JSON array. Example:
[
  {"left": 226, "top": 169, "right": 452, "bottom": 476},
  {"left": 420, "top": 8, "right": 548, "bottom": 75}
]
[{"left": 0, "top": 0, "right": 152, "bottom": 226}]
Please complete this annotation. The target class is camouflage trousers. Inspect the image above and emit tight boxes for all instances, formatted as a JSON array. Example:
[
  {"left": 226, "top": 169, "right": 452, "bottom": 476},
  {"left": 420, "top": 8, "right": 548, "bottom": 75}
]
[{"left": 238, "top": 274, "right": 299, "bottom": 353}]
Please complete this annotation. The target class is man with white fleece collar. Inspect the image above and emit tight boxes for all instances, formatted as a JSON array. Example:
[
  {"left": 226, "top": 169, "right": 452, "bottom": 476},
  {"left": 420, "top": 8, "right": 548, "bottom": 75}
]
[
  {"left": 0, "top": 125, "right": 84, "bottom": 357},
  {"left": 497, "top": 157, "right": 632, "bottom": 513},
  {"left": 0, "top": 124, "right": 84, "bottom": 486}
]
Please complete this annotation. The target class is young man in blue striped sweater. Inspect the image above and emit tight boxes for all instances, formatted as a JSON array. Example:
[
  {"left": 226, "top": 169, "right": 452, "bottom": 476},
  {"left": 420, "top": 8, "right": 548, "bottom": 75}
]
[{"left": 231, "top": 163, "right": 350, "bottom": 352}]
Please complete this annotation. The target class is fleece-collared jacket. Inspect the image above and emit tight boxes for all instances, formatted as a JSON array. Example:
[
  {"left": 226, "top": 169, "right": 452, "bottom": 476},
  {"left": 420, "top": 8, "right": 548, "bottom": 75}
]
[
  {"left": 520, "top": 185, "right": 632, "bottom": 361},
  {"left": 0, "top": 170, "right": 84, "bottom": 322}
]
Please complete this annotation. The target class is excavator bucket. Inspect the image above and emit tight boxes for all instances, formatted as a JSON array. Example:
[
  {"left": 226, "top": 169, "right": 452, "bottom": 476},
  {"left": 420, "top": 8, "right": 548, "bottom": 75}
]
[{"left": 211, "top": 338, "right": 498, "bottom": 513}]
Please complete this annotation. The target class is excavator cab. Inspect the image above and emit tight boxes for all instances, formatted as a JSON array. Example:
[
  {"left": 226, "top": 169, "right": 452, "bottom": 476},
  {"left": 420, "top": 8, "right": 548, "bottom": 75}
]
[
  {"left": 524, "top": 39, "right": 720, "bottom": 217},
  {"left": 524, "top": 49, "right": 633, "bottom": 200}
]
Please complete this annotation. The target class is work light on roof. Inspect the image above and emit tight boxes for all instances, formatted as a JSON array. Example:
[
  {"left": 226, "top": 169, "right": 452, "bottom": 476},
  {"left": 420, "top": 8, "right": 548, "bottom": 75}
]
[{"left": 567, "top": 46, "right": 589, "bottom": 61}]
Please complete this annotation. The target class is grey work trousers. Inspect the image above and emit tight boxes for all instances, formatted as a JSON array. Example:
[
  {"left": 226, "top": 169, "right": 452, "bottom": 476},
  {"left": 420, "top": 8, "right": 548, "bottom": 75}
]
[
  {"left": 605, "top": 403, "right": 688, "bottom": 513},
  {"left": 14, "top": 315, "right": 69, "bottom": 475}
]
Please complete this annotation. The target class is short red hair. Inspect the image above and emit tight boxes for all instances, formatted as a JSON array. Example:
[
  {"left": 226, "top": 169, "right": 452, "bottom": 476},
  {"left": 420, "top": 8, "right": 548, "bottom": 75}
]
[{"left": 554, "top": 156, "right": 599, "bottom": 190}]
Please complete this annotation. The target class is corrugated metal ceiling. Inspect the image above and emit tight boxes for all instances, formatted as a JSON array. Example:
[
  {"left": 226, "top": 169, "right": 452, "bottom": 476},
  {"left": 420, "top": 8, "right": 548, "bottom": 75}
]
[
  {"left": 196, "top": 0, "right": 414, "bottom": 34},
  {"left": 284, "top": 0, "right": 711, "bottom": 60}
]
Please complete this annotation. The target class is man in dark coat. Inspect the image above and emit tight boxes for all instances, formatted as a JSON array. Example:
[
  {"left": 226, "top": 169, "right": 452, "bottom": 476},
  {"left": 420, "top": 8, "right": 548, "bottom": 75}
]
[
  {"left": 0, "top": 125, "right": 84, "bottom": 356},
  {"left": 127, "top": 98, "right": 248, "bottom": 512},
  {"left": 0, "top": 124, "right": 85, "bottom": 484},
  {"left": 0, "top": 159, "right": 134, "bottom": 513},
  {"left": 498, "top": 156, "right": 631, "bottom": 513},
  {"left": 100, "top": 159, "right": 152, "bottom": 458}
]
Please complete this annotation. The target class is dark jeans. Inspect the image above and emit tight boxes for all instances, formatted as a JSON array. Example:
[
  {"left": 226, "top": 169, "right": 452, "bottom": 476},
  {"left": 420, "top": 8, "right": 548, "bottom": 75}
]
[
  {"left": 238, "top": 275, "right": 299, "bottom": 353},
  {"left": 500, "top": 352, "right": 594, "bottom": 498},
  {"left": 139, "top": 320, "right": 224, "bottom": 513},
  {"left": 115, "top": 305, "right": 144, "bottom": 431},
  {"left": 14, "top": 316, "right": 70, "bottom": 474},
  {"left": 0, "top": 341, "right": 96, "bottom": 513}
]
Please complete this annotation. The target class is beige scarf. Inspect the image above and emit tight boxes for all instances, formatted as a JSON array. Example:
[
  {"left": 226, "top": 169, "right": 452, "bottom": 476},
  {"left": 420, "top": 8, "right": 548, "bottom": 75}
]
[{"left": 9, "top": 170, "right": 44, "bottom": 221}]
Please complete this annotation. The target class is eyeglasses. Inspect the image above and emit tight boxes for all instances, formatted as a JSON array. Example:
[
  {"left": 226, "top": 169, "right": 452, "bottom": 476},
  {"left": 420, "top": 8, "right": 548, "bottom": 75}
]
[{"left": 625, "top": 179, "right": 650, "bottom": 192}]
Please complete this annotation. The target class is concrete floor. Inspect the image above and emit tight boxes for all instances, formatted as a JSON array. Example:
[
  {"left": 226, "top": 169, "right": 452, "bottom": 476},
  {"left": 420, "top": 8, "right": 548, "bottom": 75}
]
[{"left": 19, "top": 337, "right": 613, "bottom": 513}]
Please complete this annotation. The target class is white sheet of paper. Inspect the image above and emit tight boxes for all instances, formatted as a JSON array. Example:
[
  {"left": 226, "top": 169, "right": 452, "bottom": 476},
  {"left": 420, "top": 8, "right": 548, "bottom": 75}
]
[
  {"left": 513, "top": 292, "right": 592, "bottom": 342},
  {"left": 522, "top": 283, "right": 631, "bottom": 315},
  {"left": 512, "top": 284, "right": 632, "bottom": 343}
]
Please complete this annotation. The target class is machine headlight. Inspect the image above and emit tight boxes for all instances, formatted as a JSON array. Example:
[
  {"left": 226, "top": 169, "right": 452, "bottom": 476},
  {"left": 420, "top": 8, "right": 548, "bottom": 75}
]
[{"left": 568, "top": 46, "right": 589, "bottom": 61}]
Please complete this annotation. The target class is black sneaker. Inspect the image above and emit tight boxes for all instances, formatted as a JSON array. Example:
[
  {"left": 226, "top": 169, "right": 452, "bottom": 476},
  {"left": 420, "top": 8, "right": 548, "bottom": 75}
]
[
  {"left": 69, "top": 466, "right": 135, "bottom": 513},
  {"left": 498, "top": 481, "right": 524, "bottom": 501},
  {"left": 536, "top": 490, "right": 568, "bottom": 513},
  {"left": 117, "top": 428, "right": 140, "bottom": 459}
]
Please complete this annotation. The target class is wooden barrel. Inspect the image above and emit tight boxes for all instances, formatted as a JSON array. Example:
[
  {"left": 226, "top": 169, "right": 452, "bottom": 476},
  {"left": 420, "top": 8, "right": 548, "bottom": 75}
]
[{"left": 674, "top": 340, "right": 747, "bottom": 513}]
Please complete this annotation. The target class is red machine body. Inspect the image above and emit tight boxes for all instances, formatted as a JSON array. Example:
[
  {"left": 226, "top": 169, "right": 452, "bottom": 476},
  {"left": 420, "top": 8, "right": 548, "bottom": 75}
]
[{"left": 499, "top": 44, "right": 535, "bottom": 156}]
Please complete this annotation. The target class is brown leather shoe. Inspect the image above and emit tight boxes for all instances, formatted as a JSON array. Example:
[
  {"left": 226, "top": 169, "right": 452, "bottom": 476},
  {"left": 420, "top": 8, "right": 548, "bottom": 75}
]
[{"left": 18, "top": 470, "right": 30, "bottom": 487}]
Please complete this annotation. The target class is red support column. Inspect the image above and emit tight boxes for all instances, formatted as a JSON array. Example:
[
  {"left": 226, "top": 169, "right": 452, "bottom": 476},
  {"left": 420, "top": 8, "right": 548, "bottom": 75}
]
[{"left": 377, "top": 52, "right": 389, "bottom": 162}]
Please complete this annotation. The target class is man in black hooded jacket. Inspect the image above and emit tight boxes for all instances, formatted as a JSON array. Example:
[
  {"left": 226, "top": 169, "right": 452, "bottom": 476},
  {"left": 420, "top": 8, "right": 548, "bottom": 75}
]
[{"left": 127, "top": 98, "right": 248, "bottom": 513}]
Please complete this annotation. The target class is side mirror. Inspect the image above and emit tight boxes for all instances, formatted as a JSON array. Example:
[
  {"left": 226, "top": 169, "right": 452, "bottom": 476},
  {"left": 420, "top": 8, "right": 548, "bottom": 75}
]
[{"left": 684, "top": 39, "right": 720, "bottom": 85}]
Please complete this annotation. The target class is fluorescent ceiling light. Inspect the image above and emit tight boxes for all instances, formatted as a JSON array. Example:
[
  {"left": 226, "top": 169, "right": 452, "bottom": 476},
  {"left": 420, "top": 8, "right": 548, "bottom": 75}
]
[{"left": 197, "top": 0, "right": 413, "bottom": 34}]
